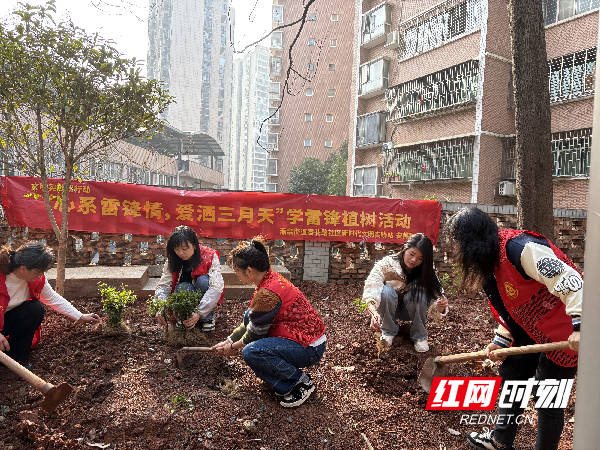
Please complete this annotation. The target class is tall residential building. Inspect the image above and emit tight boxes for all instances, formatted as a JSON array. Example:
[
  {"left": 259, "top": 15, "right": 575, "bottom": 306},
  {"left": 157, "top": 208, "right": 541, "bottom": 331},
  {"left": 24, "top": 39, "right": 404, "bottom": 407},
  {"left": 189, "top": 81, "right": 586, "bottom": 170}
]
[
  {"left": 348, "top": 0, "right": 597, "bottom": 209},
  {"left": 230, "top": 46, "right": 271, "bottom": 191},
  {"left": 268, "top": 1, "right": 356, "bottom": 192},
  {"left": 147, "top": 0, "right": 235, "bottom": 187}
]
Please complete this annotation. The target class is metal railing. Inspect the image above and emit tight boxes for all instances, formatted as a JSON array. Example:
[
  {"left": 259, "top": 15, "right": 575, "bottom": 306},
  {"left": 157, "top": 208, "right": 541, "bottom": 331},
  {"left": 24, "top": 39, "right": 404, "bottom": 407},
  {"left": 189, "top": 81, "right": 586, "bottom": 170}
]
[{"left": 549, "top": 47, "right": 596, "bottom": 103}]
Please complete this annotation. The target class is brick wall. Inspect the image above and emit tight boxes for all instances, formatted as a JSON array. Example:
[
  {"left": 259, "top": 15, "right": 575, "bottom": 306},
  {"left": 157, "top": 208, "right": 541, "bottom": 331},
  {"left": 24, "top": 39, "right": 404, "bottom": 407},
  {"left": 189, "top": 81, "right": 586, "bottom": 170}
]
[{"left": 0, "top": 203, "right": 586, "bottom": 286}]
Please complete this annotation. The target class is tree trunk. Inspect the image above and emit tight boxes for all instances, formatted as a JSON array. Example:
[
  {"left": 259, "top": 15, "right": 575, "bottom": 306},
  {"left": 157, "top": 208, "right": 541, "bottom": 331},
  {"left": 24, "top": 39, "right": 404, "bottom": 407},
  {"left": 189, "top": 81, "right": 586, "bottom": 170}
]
[
  {"left": 508, "top": 0, "right": 554, "bottom": 238},
  {"left": 55, "top": 163, "right": 73, "bottom": 297}
]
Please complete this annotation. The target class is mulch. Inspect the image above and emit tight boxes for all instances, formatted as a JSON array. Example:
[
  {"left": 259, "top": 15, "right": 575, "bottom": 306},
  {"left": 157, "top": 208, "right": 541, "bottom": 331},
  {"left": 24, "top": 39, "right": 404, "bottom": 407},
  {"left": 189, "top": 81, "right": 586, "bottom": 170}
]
[{"left": 0, "top": 281, "right": 576, "bottom": 449}]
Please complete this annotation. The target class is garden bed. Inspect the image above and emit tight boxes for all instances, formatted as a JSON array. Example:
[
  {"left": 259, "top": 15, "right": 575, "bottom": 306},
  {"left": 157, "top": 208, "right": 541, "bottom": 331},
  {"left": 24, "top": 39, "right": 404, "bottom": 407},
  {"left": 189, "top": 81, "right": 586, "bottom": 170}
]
[{"left": 0, "top": 281, "right": 575, "bottom": 449}]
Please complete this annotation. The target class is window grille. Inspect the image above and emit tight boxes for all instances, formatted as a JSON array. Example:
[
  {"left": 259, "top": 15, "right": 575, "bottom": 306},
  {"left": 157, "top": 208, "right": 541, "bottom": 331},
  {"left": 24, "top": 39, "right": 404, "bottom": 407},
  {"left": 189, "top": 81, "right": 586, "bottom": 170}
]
[
  {"left": 501, "top": 128, "right": 592, "bottom": 179},
  {"left": 399, "top": 0, "right": 483, "bottom": 60},
  {"left": 361, "top": 3, "right": 392, "bottom": 46},
  {"left": 383, "top": 137, "right": 475, "bottom": 182},
  {"left": 543, "top": 0, "right": 600, "bottom": 26},
  {"left": 354, "top": 165, "right": 382, "bottom": 196},
  {"left": 549, "top": 47, "right": 596, "bottom": 102},
  {"left": 385, "top": 60, "right": 479, "bottom": 123},
  {"left": 359, "top": 59, "right": 389, "bottom": 97},
  {"left": 356, "top": 111, "right": 387, "bottom": 147}
]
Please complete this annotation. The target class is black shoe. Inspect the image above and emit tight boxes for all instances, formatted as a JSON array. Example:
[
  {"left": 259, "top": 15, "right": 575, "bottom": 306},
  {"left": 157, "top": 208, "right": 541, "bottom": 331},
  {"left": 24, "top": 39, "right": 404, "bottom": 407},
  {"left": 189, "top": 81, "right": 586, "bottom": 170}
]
[
  {"left": 279, "top": 376, "right": 315, "bottom": 409},
  {"left": 467, "top": 431, "right": 514, "bottom": 450},
  {"left": 21, "top": 362, "right": 34, "bottom": 371}
]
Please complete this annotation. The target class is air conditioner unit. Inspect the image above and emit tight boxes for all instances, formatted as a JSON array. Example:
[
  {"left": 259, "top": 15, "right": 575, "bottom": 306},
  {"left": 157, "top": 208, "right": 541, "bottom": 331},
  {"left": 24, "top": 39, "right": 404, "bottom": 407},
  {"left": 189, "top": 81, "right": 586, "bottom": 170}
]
[
  {"left": 498, "top": 181, "right": 516, "bottom": 196},
  {"left": 384, "top": 31, "right": 399, "bottom": 49}
]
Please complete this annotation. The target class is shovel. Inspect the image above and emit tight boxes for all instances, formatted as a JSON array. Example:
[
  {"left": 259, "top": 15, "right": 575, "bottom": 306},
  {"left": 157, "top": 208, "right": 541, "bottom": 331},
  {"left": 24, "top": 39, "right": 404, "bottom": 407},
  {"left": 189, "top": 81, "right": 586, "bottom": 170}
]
[
  {"left": 176, "top": 346, "right": 215, "bottom": 368},
  {"left": 0, "top": 351, "right": 73, "bottom": 412},
  {"left": 418, "top": 341, "right": 571, "bottom": 393}
]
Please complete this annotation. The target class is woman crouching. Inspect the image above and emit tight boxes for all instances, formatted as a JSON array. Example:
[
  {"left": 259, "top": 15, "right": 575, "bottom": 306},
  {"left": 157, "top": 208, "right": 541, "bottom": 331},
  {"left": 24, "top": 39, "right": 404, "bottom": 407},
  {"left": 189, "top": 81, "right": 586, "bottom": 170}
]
[{"left": 211, "top": 238, "right": 326, "bottom": 409}]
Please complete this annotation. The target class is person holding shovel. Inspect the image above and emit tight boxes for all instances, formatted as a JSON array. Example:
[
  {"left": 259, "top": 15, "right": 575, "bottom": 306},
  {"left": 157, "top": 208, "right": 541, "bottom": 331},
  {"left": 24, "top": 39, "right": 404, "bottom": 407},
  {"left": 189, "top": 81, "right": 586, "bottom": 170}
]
[
  {"left": 363, "top": 233, "right": 449, "bottom": 352},
  {"left": 211, "top": 237, "right": 326, "bottom": 409},
  {"left": 445, "top": 207, "right": 581, "bottom": 450},
  {"left": 0, "top": 242, "right": 100, "bottom": 370},
  {"left": 154, "top": 226, "right": 224, "bottom": 331}
]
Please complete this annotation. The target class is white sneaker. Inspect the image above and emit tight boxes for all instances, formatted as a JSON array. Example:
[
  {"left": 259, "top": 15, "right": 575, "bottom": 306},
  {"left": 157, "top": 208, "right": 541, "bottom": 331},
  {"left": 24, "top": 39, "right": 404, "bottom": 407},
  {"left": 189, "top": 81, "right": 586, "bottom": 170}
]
[
  {"left": 380, "top": 334, "right": 395, "bottom": 346},
  {"left": 414, "top": 340, "right": 429, "bottom": 352}
]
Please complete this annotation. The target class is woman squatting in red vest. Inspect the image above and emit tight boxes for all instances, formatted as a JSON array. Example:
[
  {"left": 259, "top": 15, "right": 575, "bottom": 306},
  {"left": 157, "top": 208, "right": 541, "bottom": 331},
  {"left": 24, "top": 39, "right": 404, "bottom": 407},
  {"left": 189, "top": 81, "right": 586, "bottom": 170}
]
[
  {"left": 446, "top": 207, "right": 581, "bottom": 450},
  {"left": 211, "top": 237, "right": 326, "bottom": 409},
  {"left": 154, "top": 226, "right": 224, "bottom": 331},
  {"left": 0, "top": 242, "right": 100, "bottom": 370}
]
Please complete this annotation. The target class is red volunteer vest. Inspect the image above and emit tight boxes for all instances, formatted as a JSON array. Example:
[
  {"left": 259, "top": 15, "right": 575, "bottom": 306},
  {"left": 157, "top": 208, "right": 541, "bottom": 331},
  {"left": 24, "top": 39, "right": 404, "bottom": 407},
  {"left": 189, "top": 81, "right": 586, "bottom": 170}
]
[
  {"left": 0, "top": 274, "right": 45, "bottom": 348},
  {"left": 171, "top": 245, "right": 225, "bottom": 304},
  {"left": 250, "top": 270, "right": 325, "bottom": 347},
  {"left": 493, "top": 229, "right": 579, "bottom": 367}
]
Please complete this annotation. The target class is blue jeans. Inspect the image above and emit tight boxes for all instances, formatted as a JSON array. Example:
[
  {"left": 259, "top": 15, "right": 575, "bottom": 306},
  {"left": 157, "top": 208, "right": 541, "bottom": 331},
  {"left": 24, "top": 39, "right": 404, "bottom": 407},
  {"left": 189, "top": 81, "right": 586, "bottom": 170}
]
[
  {"left": 242, "top": 337, "right": 326, "bottom": 395},
  {"left": 175, "top": 275, "right": 213, "bottom": 322},
  {"left": 378, "top": 284, "right": 431, "bottom": 342}
]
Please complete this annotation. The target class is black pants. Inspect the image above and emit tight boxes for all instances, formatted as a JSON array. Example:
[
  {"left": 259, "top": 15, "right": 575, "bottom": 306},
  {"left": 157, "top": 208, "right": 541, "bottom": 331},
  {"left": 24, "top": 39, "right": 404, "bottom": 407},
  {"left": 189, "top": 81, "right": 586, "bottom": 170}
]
[
  {"left": 3, "top": 299, "right": 46, "bottom": 362},
  {"left": 493, "top": 344, "right": 577, "bottom": 450}
]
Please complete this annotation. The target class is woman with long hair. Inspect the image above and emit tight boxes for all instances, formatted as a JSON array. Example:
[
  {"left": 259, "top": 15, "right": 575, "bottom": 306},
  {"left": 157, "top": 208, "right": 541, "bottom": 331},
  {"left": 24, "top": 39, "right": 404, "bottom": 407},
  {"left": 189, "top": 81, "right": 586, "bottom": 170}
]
[
  {"left": 363, "top": 233, "right": 448, "bottom": 352},
  {"left": 446, "top": 207, "right": 581, "bottom": 450},
  {"left": 211, "top": 237, "right": 326, "bottom": 409},
  {"left": 0, "top": 242, "right": 100, "bottom": 369},
  {"left": 154, "top": 226, "right": 224, "bottom": 331}
]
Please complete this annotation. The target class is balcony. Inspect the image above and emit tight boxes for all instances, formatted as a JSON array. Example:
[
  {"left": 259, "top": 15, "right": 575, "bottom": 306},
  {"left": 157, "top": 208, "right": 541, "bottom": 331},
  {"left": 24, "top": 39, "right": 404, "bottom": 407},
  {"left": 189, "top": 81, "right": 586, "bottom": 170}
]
[
  {"left": 359, "top": 58, "right": 389, "bottom": 98},
  {"left": 271, "top": 31, "right": 283, "bottom": 50},
  {"left": 549, "top": 47, "right": 596, "bottom": 103},
  {"left": 383, "top": 136, "right": 474, "bottom": 182},
  {"left": 398, "top": 0, "right": 484, "bottom": 60},
  {"left": 356, "top": 111, "right": 387, "bottom": 148},
  {"left": 268, "top": 108, "right": 280, "bottom": 126},
  {"left": 268, "top": 133, "right": 279, "bottom": 151},
  {"left": 270, "top": 56, "right": 283, "bottom": 76},
  {"left": 361, "top": 3, "right": 392, "bottom": 49},
  {"left": 385, "top": 59, "right": 479, "bottom": 123},
  {"left": 500, "top": 128, "right": 592, "bottom": 179},
  {"left": 269, "top": 82, "right": 281, "bottom": 101},
  {"left": 266, "top": 158, "right": 278, "bottom": 176}
]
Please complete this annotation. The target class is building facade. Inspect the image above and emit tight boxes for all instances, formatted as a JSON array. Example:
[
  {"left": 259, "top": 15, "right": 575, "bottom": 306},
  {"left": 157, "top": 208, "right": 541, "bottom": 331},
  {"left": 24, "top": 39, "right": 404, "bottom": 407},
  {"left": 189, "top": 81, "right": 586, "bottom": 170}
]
[
  {"left": 230, "top": 46, "right": 271, "bottom": 191},
  {"left": 268, "top": 0, "right": 356, "bottom": 192},
  {"left": 348, "top": 0, "right": 597, "bottom": 209},
  {"left": 147, "top": 0, "right": 234, "bottom": 187}
]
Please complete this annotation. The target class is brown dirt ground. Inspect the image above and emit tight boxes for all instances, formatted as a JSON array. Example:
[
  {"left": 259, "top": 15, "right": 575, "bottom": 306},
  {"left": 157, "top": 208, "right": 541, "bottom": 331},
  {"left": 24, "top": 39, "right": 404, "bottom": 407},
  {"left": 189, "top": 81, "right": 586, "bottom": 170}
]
[{"left": 0, "top": 281, "right": 576, "bottom": 450}]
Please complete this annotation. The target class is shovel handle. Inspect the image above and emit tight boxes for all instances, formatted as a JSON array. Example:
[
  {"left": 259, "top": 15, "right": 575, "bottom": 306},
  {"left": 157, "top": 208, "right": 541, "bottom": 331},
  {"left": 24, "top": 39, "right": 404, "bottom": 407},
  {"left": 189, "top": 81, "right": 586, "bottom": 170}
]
[
  {"left": 180, "top": 347, "right": 215, "bottom": 352},
  {"left": 438, "top": 341, "right": 571, "bottom": 366},
  {"left": 0, "top": 351, "right": 54, "bottom": 394}
]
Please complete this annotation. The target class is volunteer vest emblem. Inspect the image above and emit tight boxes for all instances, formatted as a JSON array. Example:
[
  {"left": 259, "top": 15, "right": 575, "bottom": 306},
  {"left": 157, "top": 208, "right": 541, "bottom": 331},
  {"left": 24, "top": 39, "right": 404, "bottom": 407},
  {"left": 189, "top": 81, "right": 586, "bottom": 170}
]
[{"left": 504, "top": 282, "right": 518, "bottom": 299}]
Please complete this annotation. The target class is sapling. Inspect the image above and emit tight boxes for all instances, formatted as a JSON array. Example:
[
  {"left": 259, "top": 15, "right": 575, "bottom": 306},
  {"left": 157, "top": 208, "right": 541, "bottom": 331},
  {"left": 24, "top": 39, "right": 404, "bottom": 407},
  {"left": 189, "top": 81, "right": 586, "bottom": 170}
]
[{"left": 99, "top": 282, "right": 136, "bottom": 333}]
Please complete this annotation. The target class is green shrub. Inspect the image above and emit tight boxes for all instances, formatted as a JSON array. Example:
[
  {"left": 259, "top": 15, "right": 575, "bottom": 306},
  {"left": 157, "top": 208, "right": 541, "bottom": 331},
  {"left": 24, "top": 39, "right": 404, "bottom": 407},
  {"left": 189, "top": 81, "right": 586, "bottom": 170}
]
[
  {"left": 352, "top": 298, "right": 369, "bottom": 314},
  {"left": 99, "top": 282, "right": 136, "bottom": 327},
  {"left": 148, "top": 289, "right": 203, "bottom": 328}
]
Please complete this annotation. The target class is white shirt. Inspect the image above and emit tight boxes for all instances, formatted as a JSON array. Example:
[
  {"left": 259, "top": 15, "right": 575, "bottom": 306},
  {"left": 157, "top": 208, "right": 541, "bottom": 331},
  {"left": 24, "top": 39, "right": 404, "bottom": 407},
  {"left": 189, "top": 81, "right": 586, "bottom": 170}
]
[{"left": 5, "top": 273, "right": 82, "bottom": 321}]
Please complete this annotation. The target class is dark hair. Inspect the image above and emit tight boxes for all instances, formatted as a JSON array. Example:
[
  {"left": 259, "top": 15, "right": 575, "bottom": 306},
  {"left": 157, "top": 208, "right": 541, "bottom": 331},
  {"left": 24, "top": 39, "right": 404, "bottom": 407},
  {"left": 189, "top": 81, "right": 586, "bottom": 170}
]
[
  {"left": 395, "top": 233, "right": 442, "bottom": 299},
  {"left": 445, "top": 207, "right": 499, "bottom": 290},
  {"left": 0, "top": 242, "right": 55, "bottom": 275},
  {"left": 227, "top": 236, "right": 270, "bottom": 272},
  {"left": 166, "top": 226, "right": 201, "bottom": 273}
]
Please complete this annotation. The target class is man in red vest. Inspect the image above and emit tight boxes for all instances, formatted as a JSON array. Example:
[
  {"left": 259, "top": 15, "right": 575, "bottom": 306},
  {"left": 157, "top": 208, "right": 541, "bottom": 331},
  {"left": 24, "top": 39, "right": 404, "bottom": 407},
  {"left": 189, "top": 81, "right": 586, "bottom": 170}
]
[{"left": 445, "top": 207, "right": 581, "bottom": 450}]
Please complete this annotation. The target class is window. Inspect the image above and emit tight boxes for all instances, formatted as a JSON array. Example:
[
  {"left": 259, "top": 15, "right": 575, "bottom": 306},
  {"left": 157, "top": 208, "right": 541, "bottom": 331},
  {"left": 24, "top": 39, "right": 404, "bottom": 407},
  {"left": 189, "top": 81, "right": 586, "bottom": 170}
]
[
  {"left": 309, "top": 13, "right": 317, "bottom": 21},
  {"left": 325, "top": 140, "right": 333, "bottom": 148},
  {"left": 329, "top": 64, "right": 336, "bottom": 71},
  {"left": 268, "top": 133, "right": 279, "bottom": 150},
  {"left": 308, "top": 38, "right": 316, "bottom": 46},
  {"left": 265, "top": 183, "right": 278, "bottom": 193},
  {"left": 359, "top": 58, "right": 389, "bottom": 97},
  {"left": 548, "top": 47, "right": 596, "bottom": 102},
  {"left": 331, "top": 14, "right": 339, "bottom": 21},
  {"left": 304, "top": 140, "right": 312, "bottom": 147},
  {"left": 270, "top": 56, "right": 282, "bottom": 75},
  {"left": 269, "top": 81, "right": 281, "bottom": 100},
  {"left": 361, "top": 4, "right": 392, "bottom": 46},
  {"left": 544, "top": 0, "right": 600, "bottom": 25},
  {"left": 330, "top": 39, "right": 337, "bottom": 47},
  {"left": 308, "top": 63, "right": 315, "bottom": 71},
  {"left": 269, "top": 107, "right": 280, "bottom": 125},
  {"left": 271, "top": 31, "right": 283, "bottom": 49},
  {"left": 219, "top": 57, "right": 225, "bottom": 66},
  {"left": 327, "top": 89, "right": 335, "bottom": 97},
  {"left": 356, "top": 111, "right": 387, "bottom": 147},
  {"left": 306, "top": 88, "right": 314, "bottom": 96},
  {"left": 266, "top": 158, "right": 278, "bottom": 176},
  {"left": 273, "top": 5, "right": 284, "bottom": 23},
  {"left": 305, "top": 113, "right": 313, "bottom": 121},
  {"left": 326, "top": 114, "right": 333, "bottom": 122},
  {"left": 354, "top": 165, "right": 381, "bottom": 196}
]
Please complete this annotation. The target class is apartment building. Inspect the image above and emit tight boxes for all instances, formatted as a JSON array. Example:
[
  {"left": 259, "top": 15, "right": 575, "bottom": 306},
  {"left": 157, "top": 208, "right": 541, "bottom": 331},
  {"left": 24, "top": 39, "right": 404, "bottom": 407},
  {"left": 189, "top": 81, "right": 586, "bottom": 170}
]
[
  {"left": 348, "top": 0, "right": 597, "bottom": 209},
  {"left": 230, "top": 46, "right": 272, "bottom": 191},
  {"left": 268, "top": 0, "right": 356, "bottom": 192},
  {"left": 147, "top": 0, "right": 234, "bottom": 187}
]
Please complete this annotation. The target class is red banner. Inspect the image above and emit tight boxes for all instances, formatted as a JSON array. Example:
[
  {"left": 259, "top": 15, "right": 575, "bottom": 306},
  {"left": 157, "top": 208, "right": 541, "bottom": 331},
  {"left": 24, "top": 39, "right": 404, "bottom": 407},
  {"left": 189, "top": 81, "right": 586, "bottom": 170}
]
[{"left": 1, "top": 176, "right": 442, "bottom": 244}]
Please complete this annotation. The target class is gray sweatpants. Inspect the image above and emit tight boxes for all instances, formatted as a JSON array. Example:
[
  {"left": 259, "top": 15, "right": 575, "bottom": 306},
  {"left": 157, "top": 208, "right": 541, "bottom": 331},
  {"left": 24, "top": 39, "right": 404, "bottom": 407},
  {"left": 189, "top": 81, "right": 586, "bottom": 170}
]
[{"left": 378, "top": 284, "right": 431, "bottom": 342}]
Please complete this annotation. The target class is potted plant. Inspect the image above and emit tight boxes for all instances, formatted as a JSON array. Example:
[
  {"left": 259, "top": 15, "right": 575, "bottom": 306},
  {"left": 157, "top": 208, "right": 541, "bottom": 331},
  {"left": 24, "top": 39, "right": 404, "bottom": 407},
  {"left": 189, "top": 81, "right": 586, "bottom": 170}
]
[{"left": 99, "top": 282, "right": 136, "bottom": 334}]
